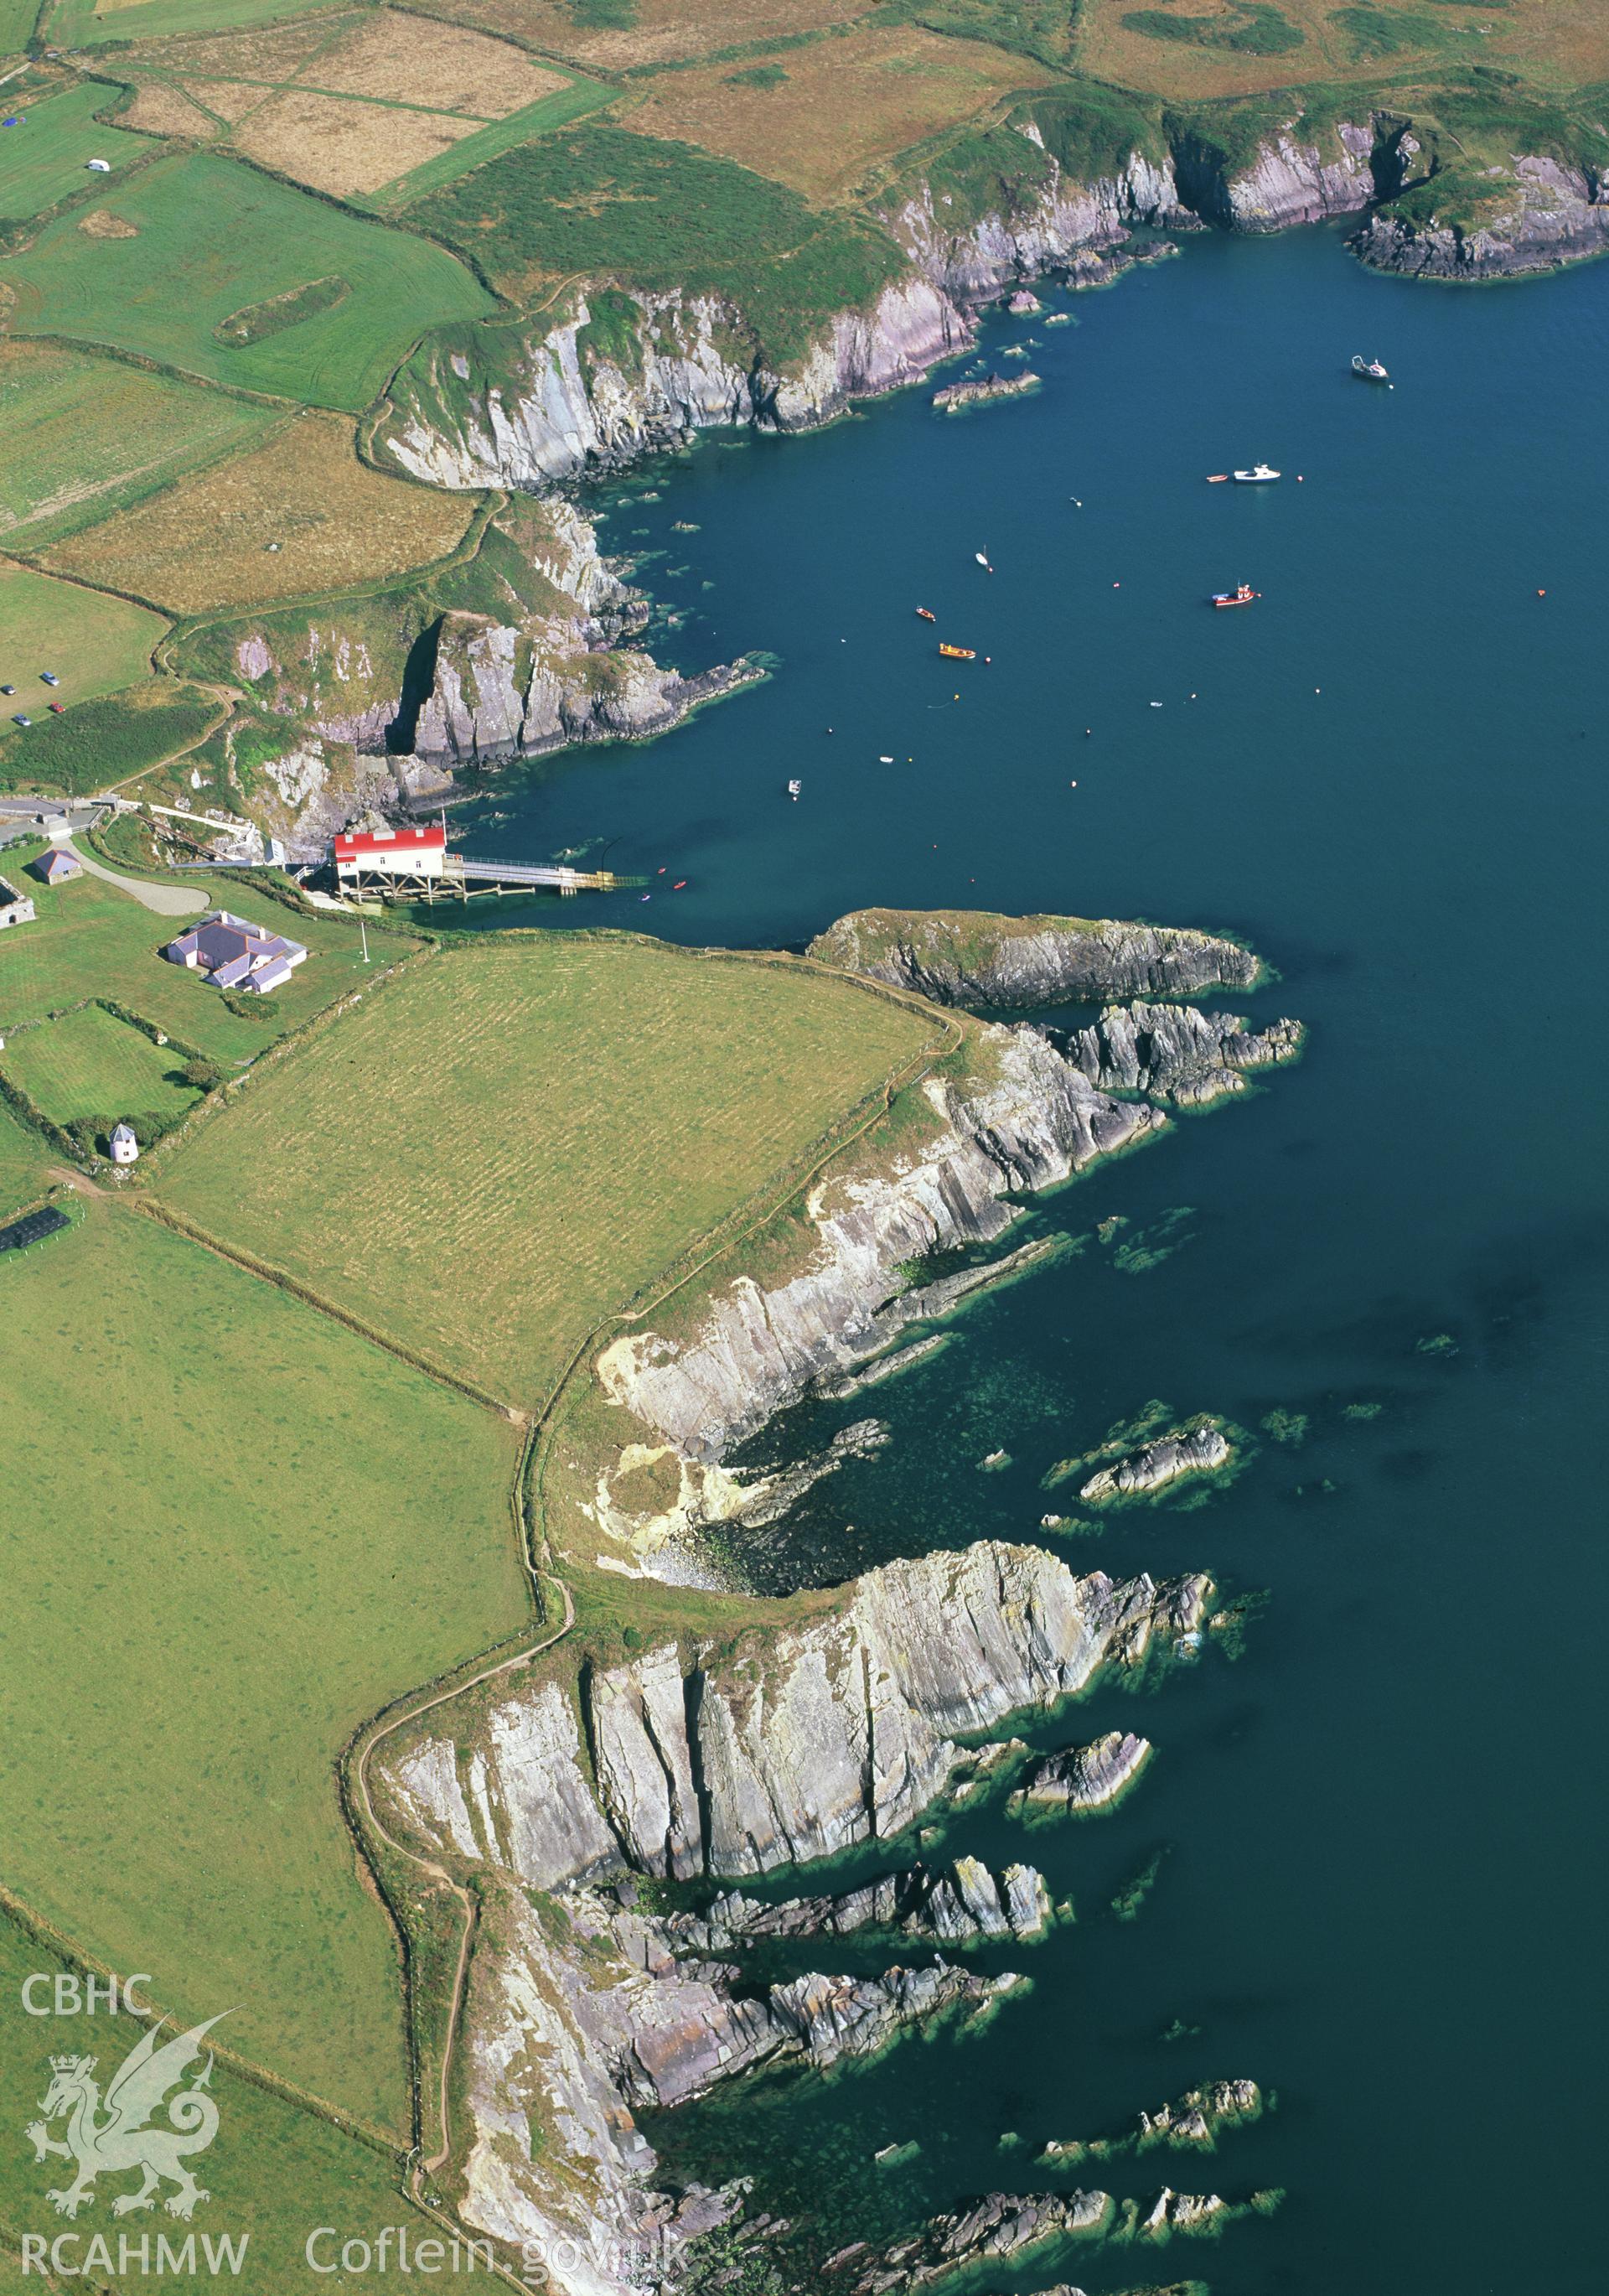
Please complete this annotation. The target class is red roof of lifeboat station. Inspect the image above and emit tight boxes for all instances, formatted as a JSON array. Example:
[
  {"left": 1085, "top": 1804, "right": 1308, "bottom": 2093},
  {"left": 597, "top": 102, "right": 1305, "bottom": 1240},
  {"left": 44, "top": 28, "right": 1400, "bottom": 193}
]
[{"left": 334, "top": 826, "right": 447, "bottom": 861}]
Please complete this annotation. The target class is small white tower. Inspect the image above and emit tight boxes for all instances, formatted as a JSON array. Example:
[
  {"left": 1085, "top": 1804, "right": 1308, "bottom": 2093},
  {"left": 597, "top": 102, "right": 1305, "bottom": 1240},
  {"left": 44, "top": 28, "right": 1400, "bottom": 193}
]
[{"left": 109, "top": 1122, "right": 140, "bottom": 1167}]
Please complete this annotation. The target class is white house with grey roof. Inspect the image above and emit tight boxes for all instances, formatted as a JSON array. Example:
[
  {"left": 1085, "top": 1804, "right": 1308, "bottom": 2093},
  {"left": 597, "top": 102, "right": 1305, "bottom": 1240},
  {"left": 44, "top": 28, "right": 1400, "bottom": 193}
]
[{"left": 163, "top": 909, "right": 308, "bottom": 995}]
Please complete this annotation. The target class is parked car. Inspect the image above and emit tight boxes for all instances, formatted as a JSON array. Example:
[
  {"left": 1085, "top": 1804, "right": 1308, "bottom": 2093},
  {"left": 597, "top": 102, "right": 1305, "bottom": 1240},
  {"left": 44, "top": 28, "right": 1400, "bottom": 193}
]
[
  {"left": 39, "top": 673, "right": 59, "bottom": 687},
  {"left": 13, "top": 713, "right": 31, "bottom": 728}
]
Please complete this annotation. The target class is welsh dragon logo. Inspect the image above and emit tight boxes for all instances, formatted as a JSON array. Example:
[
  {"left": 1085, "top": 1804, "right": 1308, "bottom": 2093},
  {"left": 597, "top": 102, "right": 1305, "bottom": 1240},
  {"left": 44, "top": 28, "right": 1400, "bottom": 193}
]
[{"left": 26, "top": 2014, "right": 226, "bottom": 2221}]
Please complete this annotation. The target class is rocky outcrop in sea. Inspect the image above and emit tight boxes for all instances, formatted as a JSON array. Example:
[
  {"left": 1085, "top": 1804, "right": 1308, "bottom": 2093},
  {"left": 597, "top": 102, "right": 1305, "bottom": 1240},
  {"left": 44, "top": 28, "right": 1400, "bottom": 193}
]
[
  {"left": 1041, "top": 2077, "right": 1263, "bottom": 2163},
  {"left": 1080, "top": 1418, "right": 1233, "bottom": 1505},
  {"left": 839, "top": 2181, "right": 1249, "bottom": 2292},
  {"left": 660, "top": 1855, "right": 1054, "bottom": 1952},
  {"left": 1010, "top": 1730, "right": 1153, "bottom": 1816},
  {"left": 808, "top": 907, "right": 1261, "bottom": 1008},
  {"left": 1350, "top": 156, "right": 1609, "bottom": 278},
  {"left": 1068, "top": 1001, "right": 1305, "bottom": 1107},
  {"left": 933, "top": 370, "right": 1041, "bottom": 412}
]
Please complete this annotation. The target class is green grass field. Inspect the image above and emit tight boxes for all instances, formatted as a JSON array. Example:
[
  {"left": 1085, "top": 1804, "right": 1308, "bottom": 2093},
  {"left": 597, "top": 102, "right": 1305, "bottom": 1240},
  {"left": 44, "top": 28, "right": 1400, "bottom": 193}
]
[
  {"left": 408, "top": 122, "right": 904, "bottom": 363},
  {"left": 6, "top": 150, "right": 494, "bottom": 409},
  {"left": 0, "top": 564, "right": 166, "bottom": 714},
  {"left": 0, "top": 682, "right": 220, "bottom": 794},
  {"left": 0, "top": 76, "right": 149, "bottom": 218},
  {"left": 44, "top": 0, "right": 341, "bottom": 44},
  {"left": 0, "top": 1200, "right": 525, "bottom": 2130},
  {"left": 0, "top": 857, "right": 419, "bottom": 1062},
  {"left": 0, "top": 341, "right": 282, "bottom": 547},
  {"left": 2, "top": 998, "right": 200, "bottom": 1121},
  {"left": 0, "top": 0, "right": 39, "bottom": 54},
  {"left": 0, "top": 1094, "right": 51, "bottom": 1215},
  {"left": 158, "top": 935, "right": 932, "bottom": 1405},
  {"left": 0, "top": 1906, "right": 434, "bottom": 2293}
]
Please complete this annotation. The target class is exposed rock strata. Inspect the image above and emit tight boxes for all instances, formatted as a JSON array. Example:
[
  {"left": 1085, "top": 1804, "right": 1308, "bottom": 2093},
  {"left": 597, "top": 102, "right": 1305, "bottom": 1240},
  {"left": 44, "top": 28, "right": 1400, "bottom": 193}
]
[
  {"left": 1011, "top": 1730, "right": 1153, "bottom": 1816},
  {"left": 385, "top": 1542, "right": 1210, "bottom": 2289},
  {"left": 597, "top": 1026, "right": 1167, "bottom": 1467},
  {"left": 1172, "top": 118, "right": 1379, "bottom": 231},
  {"left": 933, "top": 370, "right": 1041, "bottom": 411},
  {"left": 1081, "top": 1420, "right": 1232, "bottom": 1505},
  {"left": 1042, "top": 2078, "right": 1263, "bottom": 2163},
  {"left": 661, "top": 1855, "right": 1053, "bottom": 1952},
  {"left": 386, "top": 1544, "right": 1210, "bottom": 1894},
  {"left": 808, "top": 908, "right": 1260, "bottom": 1009},
  {"left": 1068, "top": 1001, "right": 1304, "bottom": 1107},
  {"left": 458, "top": 1885, "right": 1011, "bottom": 2288},
  {"left": 841, "top": 2183, "right": 1239, "bottom": 2292},
  {"left": 1351, "top": 158, "right": 1609, "bottom": 279},
  {"left": 412, "top": 606, "right": 759, "bottom": 769}
]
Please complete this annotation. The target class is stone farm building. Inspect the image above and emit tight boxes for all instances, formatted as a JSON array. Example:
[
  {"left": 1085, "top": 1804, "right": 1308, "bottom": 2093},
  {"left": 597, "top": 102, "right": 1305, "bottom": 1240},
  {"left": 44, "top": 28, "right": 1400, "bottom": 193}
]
[
  {"left": 0, "top": 877, "right": 35, "bottom": 930},
  {"left": 32, "top": 848, "right": 80, "bottom": 886},
  {"left": 164, "top": 910, "right": 307, "bottom": 995}
]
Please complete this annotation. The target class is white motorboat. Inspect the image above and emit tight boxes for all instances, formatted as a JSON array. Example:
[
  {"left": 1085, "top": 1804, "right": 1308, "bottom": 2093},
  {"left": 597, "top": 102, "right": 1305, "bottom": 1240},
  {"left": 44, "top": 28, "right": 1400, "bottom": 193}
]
[
  {"left": 787, "top": 779, "right": 801, "bottom": 800},
  {"left": 1352, "top": 354, "right": 1389, "bottom": 382},
  {"left": 1233, "top": 464, "right": 1280, "bottom": 484}
]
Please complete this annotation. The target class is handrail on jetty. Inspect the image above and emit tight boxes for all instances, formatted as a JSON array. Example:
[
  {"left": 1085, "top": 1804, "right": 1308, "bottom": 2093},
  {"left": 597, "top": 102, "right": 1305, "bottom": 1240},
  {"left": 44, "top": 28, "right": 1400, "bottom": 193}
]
[{"left": 452, "top": 855, "right": 639, "bottom": 896}]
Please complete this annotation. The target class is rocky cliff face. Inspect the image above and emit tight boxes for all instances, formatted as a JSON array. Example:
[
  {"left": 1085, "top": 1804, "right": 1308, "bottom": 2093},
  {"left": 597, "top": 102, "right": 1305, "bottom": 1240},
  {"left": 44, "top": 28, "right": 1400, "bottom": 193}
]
[
  {"left": 1352, "top": 155, "right": 1609, "bottom": 278},
  {"left": 1174, "top": 117, "right": 1380, "bottom": 231},
  {"left": 371, "top": 116, "right": 1600, "bottom": 515},
  {"left": 411, "top": 605, "right": 758, "bottom": 769},
  {"left": 380, "top": 1542, "right": 1208, "bottom": 2292},
  {"left": 808, "top": 906, "right": 1262, "bottom": 1008},
  {"left": 1068, "top": 1000, "right": 1305, "bottom": 1107},
  {"left": 214, "top": 494, "right": 749, "bottom": 847},
  {"left": 596, "top": 1026, "right": 1167, "bottom": 1473},
  {"left": 380, "top": 278, "right": 965, "bottom": 494},
  {"left": 386, "top": 1543, "right": 1208, "bottom": 1893},
  {"left": 886, "top": 143, "right": 1187, "bottom": 305}
]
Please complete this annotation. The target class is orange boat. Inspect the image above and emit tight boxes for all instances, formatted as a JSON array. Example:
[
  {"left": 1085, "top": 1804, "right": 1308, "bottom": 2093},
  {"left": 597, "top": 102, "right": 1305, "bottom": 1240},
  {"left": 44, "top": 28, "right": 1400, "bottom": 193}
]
[
  {"left": 939, "top": 641, "right": 976, "bottom": 660},
  {"left": 915, "top": 605, "right": 937, "bottom": 622},
  {"left": 1212, "top": 584, "right": 1260, "bottom": 609}
]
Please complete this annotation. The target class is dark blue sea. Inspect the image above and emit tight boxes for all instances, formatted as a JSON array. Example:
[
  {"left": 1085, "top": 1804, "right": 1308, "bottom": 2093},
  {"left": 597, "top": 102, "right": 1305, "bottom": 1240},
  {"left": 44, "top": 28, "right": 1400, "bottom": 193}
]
[{"left": 449, "top": 222, "right": 1609, "bottom": 2295}]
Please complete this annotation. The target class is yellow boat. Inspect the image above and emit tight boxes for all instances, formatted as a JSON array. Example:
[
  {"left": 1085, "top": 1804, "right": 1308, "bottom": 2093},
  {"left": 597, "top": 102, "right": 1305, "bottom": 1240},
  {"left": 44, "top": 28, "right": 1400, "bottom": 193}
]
[{"left": 939, "top": 642, "right": 976, "bottom": 660}]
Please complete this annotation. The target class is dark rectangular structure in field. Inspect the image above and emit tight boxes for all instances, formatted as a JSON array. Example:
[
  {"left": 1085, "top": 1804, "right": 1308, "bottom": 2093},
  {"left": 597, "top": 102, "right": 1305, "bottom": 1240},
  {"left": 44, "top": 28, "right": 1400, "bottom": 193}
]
[{"left": 0, "top": 1205, "right": 70, "bottom": 1254}]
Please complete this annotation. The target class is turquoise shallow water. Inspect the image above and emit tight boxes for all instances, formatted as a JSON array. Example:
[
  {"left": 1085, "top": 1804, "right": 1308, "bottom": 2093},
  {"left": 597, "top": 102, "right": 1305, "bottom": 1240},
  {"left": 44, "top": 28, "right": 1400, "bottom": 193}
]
[{"left": 457, "top": 225, "right": 1609, "bottom": 2291}]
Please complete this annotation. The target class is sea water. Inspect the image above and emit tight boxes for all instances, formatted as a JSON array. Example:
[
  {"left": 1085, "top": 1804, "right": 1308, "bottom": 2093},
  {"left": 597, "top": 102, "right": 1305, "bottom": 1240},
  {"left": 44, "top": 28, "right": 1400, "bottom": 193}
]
[{"left": 453, "top": 223, "right": 1609, "bottom": 2293}]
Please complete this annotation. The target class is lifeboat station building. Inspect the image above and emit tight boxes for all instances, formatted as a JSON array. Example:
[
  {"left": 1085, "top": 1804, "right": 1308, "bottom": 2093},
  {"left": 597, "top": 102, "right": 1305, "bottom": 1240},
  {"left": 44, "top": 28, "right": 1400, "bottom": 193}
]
[{"left": 334, "top": 824, "right": 455, "bottom": 897}]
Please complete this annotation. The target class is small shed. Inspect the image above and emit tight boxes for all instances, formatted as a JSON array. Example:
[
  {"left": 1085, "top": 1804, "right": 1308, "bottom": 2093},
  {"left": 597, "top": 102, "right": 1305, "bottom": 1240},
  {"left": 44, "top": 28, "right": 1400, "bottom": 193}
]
[
  {"left": 34, "top": 848, "right": 80, "bottom": 885},
  {"left": 0, "top": 876, "right": 35, "bottom": 930},
  {"left": 109, "top": 1122, "right": 140, "bottom": 1167}
]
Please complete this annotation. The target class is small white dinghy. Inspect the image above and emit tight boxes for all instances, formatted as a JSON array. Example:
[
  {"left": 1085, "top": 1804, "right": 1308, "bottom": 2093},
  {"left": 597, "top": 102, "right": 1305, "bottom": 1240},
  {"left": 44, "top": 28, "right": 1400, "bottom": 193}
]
[{"left": 1233, "top": 463, "right": 1280, "bottom": 484}]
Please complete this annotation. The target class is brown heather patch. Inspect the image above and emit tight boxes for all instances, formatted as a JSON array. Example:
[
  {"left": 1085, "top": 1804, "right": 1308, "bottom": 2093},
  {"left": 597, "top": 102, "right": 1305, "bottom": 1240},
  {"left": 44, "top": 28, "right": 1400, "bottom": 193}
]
[
  {"left": 168, "top": 71, "right": 277, "bottom": 120},
  {"left": 1075, "top": 0, "right": 1606, "bottom": 101},
  {"left": 42, "top": 411, "right": 473, "bottom": 614},
  {"left": 130, "top": 11, "right": 366, "bottom": 86},
  {"left": 413, "top": 0, "right": 874, "bottom": 70},
  {"left": 115, "top": 79, "right": 222, "bottom": 138},
  {"left": 228, "top": 85, "right": 488, "bottom": 196},
  {"left": 77, "top": 205, "right": 141, "bottom": 237},
  {"left": 620, "top": 25, "right": 1053, "bottom": 200},
  {"left": 294, "top": 8, "right": 570, "bottom": 115}
]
